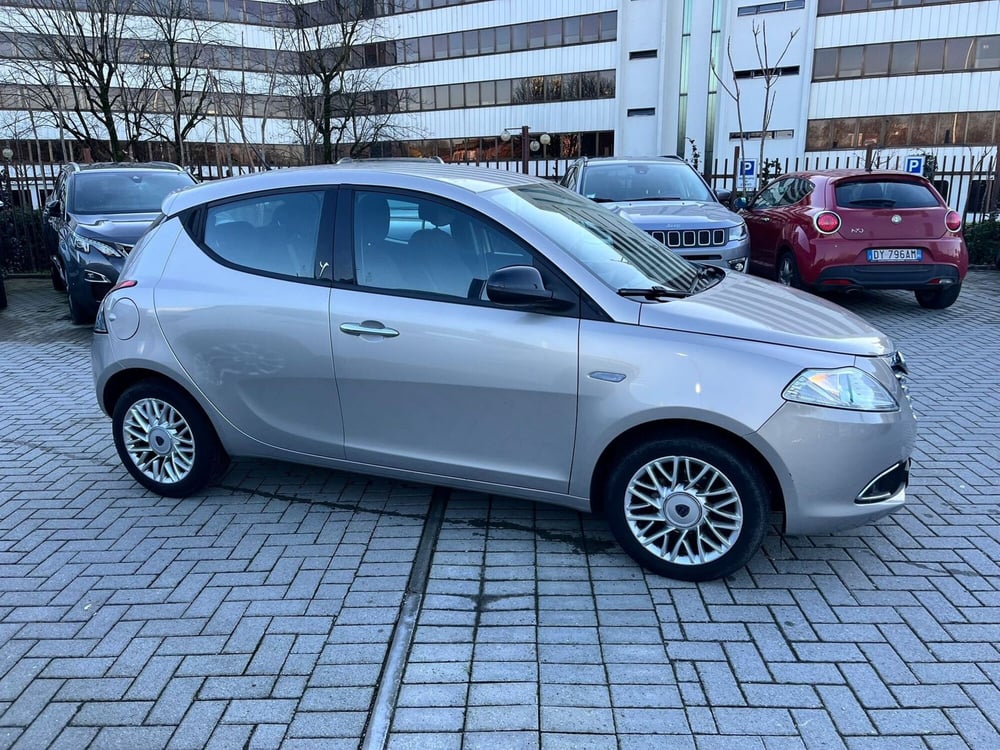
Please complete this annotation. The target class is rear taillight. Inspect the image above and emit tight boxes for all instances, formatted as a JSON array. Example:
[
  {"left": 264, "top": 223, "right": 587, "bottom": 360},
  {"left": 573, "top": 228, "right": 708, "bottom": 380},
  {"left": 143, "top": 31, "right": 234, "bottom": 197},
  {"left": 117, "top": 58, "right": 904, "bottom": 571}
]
[
  {"left": 945, "top": 211, "right": 962, "bottom": 232},
  {"left": 109, "top": 279, "right": 138, "bottom": 293},
  {"left": 814, "top": 211, "right": 841, "bottom": 234}
]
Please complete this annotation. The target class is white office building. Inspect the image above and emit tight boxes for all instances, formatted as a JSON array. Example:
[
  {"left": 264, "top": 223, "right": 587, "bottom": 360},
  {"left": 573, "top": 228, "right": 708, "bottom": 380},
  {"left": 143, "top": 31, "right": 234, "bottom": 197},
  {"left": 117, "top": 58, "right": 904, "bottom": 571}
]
[{"left": 0, "top": 0, "right": 996, "bottom": 183}]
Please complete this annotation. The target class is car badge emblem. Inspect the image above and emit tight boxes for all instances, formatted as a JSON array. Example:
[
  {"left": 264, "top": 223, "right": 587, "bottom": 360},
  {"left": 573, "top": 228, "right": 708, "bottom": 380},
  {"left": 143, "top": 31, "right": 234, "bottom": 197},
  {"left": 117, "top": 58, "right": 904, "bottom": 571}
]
[{"left": 891, "top": 214, "right": 902, "bottom": 224}]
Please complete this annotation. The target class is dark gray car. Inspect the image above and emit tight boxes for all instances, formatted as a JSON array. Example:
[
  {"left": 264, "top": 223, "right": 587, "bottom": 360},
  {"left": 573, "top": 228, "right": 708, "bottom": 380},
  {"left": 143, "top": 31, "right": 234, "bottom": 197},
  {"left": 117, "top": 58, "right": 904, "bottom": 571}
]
[
  {"left": 561, "top": 156, "right": 750, "bottom": 271},
  {"left": 43, "top": 162, "right": 195, "bottom": 323}
]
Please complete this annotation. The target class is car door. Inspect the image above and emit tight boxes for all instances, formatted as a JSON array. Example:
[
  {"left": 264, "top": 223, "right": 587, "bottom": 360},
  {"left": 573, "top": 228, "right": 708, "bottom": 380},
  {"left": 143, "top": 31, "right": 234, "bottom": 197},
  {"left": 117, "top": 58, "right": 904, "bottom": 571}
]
[
  {"left": 42, "top": 172, "right": 68, "bottom": 260},
  {"left": 329, "top": 187, "right": 580, "bottom": 493},
  {"left": 743, "top": 177, "right": 792, "bottom": 274},
  {"left": 155, "top": 187, "right": 345, "bottom": 458}
]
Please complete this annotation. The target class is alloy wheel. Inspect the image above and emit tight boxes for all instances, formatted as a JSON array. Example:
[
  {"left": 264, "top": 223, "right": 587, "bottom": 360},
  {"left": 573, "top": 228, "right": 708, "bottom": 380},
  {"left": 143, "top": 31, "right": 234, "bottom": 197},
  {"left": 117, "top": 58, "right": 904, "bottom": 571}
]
[
  {"left": 624, "top": 455, "right": 743, "bottom": 566},
  {"left": 122, "top": 397, "right": 196, "bottom": 484}
]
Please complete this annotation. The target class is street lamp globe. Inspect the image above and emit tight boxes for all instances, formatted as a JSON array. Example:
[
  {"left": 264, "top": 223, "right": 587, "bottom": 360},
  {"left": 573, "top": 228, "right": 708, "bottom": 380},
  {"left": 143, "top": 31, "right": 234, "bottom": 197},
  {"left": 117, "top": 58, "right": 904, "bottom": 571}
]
[
  {"left": 529, "top": 140, "right": 540, "bottom": 152},
  {"left": 1, "top": 148, "right": 12, "bottom": 160},
  {"left": 538, "top": 133, "right": 551, "bottom": 146},
  {"left": 499, "top": 131, "right": 511, "bottom": 142}
]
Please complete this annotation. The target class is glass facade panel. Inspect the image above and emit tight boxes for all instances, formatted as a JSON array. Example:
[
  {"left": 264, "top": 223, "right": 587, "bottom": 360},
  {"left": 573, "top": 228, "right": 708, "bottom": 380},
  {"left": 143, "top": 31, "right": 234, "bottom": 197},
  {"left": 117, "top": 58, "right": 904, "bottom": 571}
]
[
  {"left": 917, "top": 39, "right": 945, "bottom": 72},
  {"left": 863, "top": 44, "right": 891, "bottom": 76},
  {"left": 889, "top": 41, "right": 918, "bottom": 74}
]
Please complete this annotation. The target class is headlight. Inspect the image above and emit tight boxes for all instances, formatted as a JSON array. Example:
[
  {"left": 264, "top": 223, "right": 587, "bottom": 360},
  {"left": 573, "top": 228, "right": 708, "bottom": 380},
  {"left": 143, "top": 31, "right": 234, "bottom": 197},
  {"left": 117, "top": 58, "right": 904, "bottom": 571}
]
[
  {"left": 728, "top": 222, "right": 748, "bottom": 242},
  {"left": 783, "top": 367, "right": 898, "bottom": 411},
  {"left": 72, "top": 233, "right": 125, "bottom": 258}
]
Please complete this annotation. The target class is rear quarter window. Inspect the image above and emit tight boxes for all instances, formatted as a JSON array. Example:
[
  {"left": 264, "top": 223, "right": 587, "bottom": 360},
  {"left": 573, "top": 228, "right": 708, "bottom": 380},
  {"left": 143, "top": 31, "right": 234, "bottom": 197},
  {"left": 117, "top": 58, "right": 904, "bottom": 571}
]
[{"left": 835, "top": 180, "right": 940, "bottom": 209}]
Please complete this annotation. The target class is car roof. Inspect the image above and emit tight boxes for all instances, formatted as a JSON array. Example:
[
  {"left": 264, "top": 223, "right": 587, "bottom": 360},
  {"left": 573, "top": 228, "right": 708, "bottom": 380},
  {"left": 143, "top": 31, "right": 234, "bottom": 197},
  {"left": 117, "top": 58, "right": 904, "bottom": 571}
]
[
  {"left": 581, "top": 156, "right": 686, "bottom": 166},
  {"left": 784, "top": 169, "right": 931, "bottom": 183},
  {"left": 71, "top": 161, "right": 186, "bottom": 173},
  {"left": 160, "top": 163, "right": 542, "bottom": 217}
]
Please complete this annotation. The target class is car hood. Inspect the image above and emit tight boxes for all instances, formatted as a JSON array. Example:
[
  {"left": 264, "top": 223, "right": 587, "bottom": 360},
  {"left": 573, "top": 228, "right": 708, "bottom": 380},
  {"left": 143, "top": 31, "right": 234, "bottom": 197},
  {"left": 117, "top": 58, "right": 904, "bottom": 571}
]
[
  {"left": 607, "top": 201, "right": 741, "bottom": 228},
  {"left": 639, "top": 272, "right": 893, "bottom": 356},
  {"left": 72, "top": 212, "right": 160, "bottom": 245}
]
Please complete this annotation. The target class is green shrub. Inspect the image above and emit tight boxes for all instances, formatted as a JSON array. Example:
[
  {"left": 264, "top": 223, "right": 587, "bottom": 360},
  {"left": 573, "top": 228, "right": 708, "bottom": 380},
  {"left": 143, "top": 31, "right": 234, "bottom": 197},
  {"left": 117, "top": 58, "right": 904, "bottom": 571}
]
[
  {"left": 0, "top": 207, "right": 47, "bottom": 275},
  {"left": 963, "top": 216, "right": 1000, "bottom": 266}
]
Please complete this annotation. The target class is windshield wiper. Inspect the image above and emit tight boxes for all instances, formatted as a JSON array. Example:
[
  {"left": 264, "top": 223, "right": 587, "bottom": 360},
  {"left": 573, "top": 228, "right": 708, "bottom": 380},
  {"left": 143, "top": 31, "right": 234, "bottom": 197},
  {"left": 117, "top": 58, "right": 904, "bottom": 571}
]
[
  {"left": 622, "top": 196, "right": 684, "bottom": 202},
  {"left": 617, "top": 285, "right": 690, "bottom": 300}
]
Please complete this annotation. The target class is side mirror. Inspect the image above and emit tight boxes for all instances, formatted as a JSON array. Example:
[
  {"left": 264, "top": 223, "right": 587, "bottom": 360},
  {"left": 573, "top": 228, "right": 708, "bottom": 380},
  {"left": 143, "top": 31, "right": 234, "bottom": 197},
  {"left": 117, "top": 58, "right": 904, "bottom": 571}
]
[
  {"left": 715, "top": 188, "right": 732, "bottom": 205},
  {"left": 733, "top": 197, "right": 748, "bottom": 211},
  {"left": 47, "top": 199, "right": 62, "bottom": 216},
  {"left": 486, "top": 265, "right": 555, "bottom": 306}
]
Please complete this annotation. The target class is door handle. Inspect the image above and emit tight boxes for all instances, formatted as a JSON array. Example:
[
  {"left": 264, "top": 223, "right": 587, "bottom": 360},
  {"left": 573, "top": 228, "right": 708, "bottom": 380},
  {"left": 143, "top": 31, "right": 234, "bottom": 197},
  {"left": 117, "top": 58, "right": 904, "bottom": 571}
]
[{"left": 339, "top": 322, "right": 399, "bottom": 338}]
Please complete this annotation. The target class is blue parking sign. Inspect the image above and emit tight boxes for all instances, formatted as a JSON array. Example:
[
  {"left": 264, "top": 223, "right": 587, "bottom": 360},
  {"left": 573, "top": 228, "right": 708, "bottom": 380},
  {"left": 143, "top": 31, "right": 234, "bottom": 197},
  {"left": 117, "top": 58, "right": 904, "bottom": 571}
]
[
  {"left": 740, "top": 159, "right": 756, "bottom": 177},
  {"left": 904, "top": 155, "right": 924, "bottom": 175}
]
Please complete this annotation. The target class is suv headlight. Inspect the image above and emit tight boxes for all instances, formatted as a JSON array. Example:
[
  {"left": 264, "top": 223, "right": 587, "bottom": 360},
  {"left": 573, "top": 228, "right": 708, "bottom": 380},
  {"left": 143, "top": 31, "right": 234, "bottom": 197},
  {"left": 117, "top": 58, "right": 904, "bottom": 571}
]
[
  {"left": 728, "top": 222, "right": 748, "bottom": 242},
  {"left": 783, "top": 367, "right": 898, "bottom": 412},
  {"left": 72, "top": 232, "right": 125, "bottom": 259}
]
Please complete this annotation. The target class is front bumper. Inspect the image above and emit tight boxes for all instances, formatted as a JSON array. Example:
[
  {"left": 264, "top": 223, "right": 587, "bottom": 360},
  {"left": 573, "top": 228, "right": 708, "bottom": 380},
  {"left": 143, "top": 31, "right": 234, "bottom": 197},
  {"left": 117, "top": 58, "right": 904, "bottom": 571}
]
[{"left": 753, "top": 398, "right": 917, "bottom": 535}]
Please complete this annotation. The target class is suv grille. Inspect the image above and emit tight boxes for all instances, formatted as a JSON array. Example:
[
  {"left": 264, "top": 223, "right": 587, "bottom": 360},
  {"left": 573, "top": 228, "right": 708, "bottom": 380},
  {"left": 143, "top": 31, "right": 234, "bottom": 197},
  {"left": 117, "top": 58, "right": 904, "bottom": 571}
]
[{"left": 647, "top": 229, "right": 727, "bottom": 248}]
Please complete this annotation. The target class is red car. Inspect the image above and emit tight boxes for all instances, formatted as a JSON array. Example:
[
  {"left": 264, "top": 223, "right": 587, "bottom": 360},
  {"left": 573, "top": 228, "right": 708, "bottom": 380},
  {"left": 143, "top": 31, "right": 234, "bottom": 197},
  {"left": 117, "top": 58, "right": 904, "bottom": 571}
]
[{"left": 739, "top": 169, "right": 968, "bottom": 309}]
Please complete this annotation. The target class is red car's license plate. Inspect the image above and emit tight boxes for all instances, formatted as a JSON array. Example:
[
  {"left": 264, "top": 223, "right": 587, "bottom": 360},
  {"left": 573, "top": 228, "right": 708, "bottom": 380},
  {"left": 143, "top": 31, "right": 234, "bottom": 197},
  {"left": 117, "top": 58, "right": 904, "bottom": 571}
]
[{"left": 867, "top": 249, "right": 923, "bottom": 262}]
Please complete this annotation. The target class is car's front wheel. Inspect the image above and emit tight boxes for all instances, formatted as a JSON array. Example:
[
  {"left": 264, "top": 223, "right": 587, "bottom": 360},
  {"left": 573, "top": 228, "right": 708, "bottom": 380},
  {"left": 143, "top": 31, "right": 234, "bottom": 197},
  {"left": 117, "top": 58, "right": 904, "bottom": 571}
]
[
  {"left": 112, "top": 380, "right": 228, "bottom": 497},
  {"left": 51, "top": 262, "right": 67, "bottom": 292},
  {"left": 915, "top": 283, "right": 961, "bottom": 309},
  {"left": 603, "top": 436, "right": 769, "bottom": 581}
]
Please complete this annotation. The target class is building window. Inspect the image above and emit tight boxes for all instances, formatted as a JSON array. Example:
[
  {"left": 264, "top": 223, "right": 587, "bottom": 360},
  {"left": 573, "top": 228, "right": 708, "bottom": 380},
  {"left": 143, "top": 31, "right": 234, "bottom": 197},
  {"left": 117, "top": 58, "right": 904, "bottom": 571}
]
[
  {"left": 818, "top": 0, "right": 969, "bottom": 14},
  {"left": 733, "top": 65, "right": 799, "bottom": 79},
  {"left": 813, "top": 35, "right": 1000, "bottom": 81},
  {"left": 629, "top": 49, "right": 657, "bottom": 59},
  {"left": 627, "top": 107, "right": 655, "bottom": 117},
  {"left": 806, "top": 110, "right": 998, "bottom": 150},
  {"left": 737, "top": 0, "right": 805, "bottom": 16}
]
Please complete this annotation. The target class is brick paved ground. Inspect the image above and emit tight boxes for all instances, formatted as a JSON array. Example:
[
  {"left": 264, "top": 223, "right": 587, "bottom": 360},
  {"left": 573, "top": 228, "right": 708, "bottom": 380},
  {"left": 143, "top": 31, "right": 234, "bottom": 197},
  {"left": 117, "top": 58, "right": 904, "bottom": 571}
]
[{"left": 0, "top": 274, "right": 998, "bottom": 749}]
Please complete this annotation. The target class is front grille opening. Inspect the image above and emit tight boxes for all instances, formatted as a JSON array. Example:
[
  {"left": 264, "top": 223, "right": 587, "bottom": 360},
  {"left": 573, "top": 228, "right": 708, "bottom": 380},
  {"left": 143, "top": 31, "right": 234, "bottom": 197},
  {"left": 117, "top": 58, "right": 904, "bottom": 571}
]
[
  {"left": 856, "top": 460, "right": 909, "bottom": 505},
  {"left": 647, "top": 228, "right": 728, "bottom": 249}
]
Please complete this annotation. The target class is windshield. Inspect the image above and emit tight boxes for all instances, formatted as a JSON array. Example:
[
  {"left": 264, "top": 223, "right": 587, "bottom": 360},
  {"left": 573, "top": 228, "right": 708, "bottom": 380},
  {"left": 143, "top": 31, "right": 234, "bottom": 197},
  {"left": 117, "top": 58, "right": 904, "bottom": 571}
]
[
  {"left": 580, "top": 162, "right": 716, "bottom": 203},
  {"left": 70, "top": 171, "right": 194, "bottom": 214},
  {"left": 485, "top": 183, "right": 699, "bottom": 293}
]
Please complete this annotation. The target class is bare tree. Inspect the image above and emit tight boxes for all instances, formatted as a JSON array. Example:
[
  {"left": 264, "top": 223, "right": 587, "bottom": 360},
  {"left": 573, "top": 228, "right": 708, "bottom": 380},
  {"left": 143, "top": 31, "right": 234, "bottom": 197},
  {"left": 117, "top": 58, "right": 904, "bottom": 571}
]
[
  {"left": 712, "top": 20, "right": 799, "bottom": 190},
  {"left": 278, "top": 0, "right": 414, "bottom": 164},
  {"left": 0, "top": 0, "right": 150, "bottom": 160},
  {"left": 132, "top": 0, "right": 223, "bottom": 165}
]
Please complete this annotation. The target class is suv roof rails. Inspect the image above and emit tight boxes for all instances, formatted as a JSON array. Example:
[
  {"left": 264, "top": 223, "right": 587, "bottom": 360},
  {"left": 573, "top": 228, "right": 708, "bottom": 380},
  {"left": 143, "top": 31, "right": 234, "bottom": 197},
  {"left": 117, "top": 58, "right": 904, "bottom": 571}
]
[
  {"left": 336, "top": 156, "right": 445, "bottom": 164},
  {"left": 63, "top": 161, "right": 185, "bottom": 172}
]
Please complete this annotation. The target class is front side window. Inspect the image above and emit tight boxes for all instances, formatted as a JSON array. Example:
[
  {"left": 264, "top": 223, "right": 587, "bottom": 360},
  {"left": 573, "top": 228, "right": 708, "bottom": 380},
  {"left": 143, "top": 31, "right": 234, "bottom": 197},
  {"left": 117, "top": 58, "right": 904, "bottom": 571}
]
[
  {"left": 579, "top": 162, "right": 715, "bottom": 203},
  {"left": 203, "top": 190, "right": 326, "bottom": 279},
  {"left": 484, "top": 184, "right": 698, "bottom": 294},
  {"left": 751, "top": 179, "right": 791, "bottom": 209},
  {"left": 353, "top": 190, "right": 534, "bottom": 300}
]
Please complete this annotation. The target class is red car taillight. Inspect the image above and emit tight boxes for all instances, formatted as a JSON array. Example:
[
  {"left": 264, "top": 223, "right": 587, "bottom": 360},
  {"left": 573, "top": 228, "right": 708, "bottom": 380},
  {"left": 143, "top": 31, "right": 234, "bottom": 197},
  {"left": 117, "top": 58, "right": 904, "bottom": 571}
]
[
  {"left": 813, "top": 211, "right": 841, "bottom": 234},
  {"left": 945, "top": 211, "right": 962, "bottom": 232},
  {"left": 109, "top": 279, "right": 138, "bottom": 293}
]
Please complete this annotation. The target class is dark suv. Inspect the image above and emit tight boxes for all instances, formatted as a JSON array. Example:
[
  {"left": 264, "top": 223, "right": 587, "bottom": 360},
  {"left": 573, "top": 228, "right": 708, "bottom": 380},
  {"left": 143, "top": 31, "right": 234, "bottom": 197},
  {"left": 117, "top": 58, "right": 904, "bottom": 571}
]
[
  {"left": 44, "top": 162, "right": 196, "bottom": 323},
  {"left": 561, "top": 156, "right": 749, "bottom": 271}
]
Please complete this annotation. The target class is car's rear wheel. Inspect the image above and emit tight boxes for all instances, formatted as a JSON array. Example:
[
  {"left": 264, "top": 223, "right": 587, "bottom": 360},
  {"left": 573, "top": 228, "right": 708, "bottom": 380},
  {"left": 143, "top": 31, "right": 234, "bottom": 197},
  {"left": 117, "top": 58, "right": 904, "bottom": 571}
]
[
  {"left": 603, "top": 436, "right": 768, "bottom": 581},
  {"left": 776, "top": 251, "right": 802, "bottom": 289},
  {"left": 113, "top": 380, "right": 228, "bottom": 497},
  {"left": 915, "top": 283, "right": 961, "bottom": 309}
]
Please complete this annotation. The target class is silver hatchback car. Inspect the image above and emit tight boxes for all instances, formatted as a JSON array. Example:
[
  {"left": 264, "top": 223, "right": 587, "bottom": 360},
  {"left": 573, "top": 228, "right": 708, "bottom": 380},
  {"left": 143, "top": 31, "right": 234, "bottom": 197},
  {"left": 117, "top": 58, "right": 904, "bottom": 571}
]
[{"left": 92, "top": 164, "right": 915, "bottom": 581}]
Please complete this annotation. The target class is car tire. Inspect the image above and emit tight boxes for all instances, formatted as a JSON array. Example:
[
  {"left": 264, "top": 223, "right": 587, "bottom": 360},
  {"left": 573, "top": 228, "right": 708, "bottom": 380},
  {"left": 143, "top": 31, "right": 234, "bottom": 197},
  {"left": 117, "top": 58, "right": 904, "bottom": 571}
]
[
  {"left": 915, "top": 283, "right": 961, "bottom": 310},
  {"left": 603, "top": 435, "right": 769, "bottom": 582},
  {"left": 776, "top": 251, "right": 802, "bottom": 289},
  {"left": 51, "top": 262, "right": 67, "bottom": 292},
  {"left": 112, "top": 380, "right": 228, "bottom": 498}
]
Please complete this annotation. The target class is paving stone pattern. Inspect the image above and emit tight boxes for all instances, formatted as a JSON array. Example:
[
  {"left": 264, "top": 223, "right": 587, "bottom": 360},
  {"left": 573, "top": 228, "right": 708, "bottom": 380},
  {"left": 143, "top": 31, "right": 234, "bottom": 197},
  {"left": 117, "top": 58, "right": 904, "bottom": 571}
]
[{"left": 1, "top": 275, "right": 998, "bottom": 749}]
